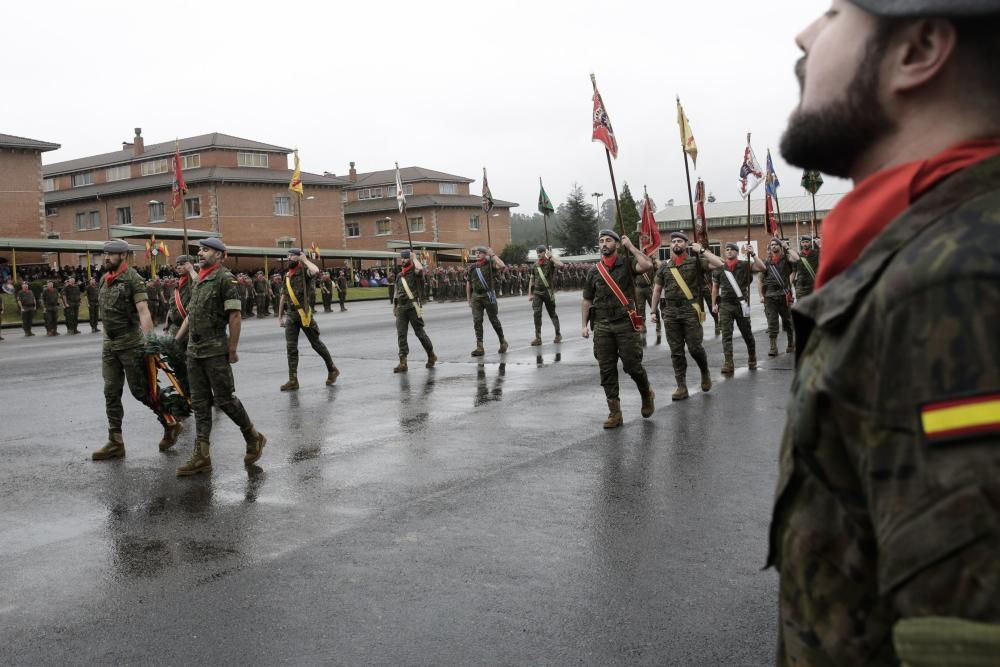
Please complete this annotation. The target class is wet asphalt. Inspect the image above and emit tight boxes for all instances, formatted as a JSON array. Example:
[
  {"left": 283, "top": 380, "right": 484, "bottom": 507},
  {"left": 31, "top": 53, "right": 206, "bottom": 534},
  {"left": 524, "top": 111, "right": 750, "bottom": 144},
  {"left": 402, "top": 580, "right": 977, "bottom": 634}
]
[{"left": 0, "top": 288, "right": 792, "bottom": 666}]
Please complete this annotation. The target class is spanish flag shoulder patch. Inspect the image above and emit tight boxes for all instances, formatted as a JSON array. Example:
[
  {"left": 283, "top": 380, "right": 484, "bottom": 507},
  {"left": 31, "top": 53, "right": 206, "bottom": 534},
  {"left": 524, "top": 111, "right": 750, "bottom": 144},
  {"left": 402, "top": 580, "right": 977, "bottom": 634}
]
[{"left": 920, "top": 392, "right": 1000, "bottom": 444}]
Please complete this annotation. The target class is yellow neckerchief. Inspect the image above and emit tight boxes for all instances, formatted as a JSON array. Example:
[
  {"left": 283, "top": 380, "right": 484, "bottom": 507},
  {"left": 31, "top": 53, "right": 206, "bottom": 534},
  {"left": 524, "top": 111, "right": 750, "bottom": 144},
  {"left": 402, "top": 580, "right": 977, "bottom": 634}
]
[{"left": 285, "top": 271, "right": 312, "bottom": 327}]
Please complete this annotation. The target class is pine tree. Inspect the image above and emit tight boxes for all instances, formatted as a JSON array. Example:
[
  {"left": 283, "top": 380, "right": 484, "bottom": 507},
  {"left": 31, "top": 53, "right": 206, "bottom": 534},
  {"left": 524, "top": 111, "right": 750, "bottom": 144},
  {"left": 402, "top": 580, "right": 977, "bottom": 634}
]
[
  {"left": 618, "top": 183, "right": 641, "bottom": 247},
  {"left": 555, "top": 184, "right": 598, "bottom": 255}
]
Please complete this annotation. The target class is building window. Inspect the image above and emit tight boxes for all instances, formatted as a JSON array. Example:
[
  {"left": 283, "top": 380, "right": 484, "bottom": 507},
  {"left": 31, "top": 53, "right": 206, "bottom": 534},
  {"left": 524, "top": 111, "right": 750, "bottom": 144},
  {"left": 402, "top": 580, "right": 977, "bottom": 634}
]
[
  {"left": 45, "top": 205, "right": 59, "bottom": 217},
  {"left": 376, "top": 219, "right": 391, "bottom": 236},
  {"left": 408, "top": 216, "right": 425, "bottom": 233},
  {"left": 341, "top": 191, "right": 348, "bottom": 203},
  {"left": 387, "top": 184, "right": 413, "bottom": 197},
  {"left": 346, "top": 222, "right": 360, "bottom": 238},
  {"left": 358, "top": 187, "right": 384, "bottom": 200},
  {"left": 181, "top": 154, "right": 201, "bottom": 170},
  {"left": 149, "top": 201, "right": 165, "bottom": 222},
  {"left": 276, "top": 237, "right": 294, "bottom": 249},
  {"left": 469, "top": 215, "right": 480, "bottom": 231},
  {"left": 89, "top": 211, "right": 101, "bottom": 229},
  {"left": 116, "top": 206, "right": 132, "bottom": 225},
  {"left": 274, "top": 195, "right": 292, "bottom": 216},
  {"left": 237, "top": 151, "right": 268, "bottom": 168},
  {"left": 74, "top": 212, "right": 87, "bottom": 231},
  {"left": 106, "top": 165, "right": 131, "bottom": 182},
  {"left": 439, "top": 183, "right": 458, "bottom": 195},
  {"left": 71, "top": 172, "right": 94, "bottom": 187},
  {"left": 185, "top": 197, "right": 201, "bottom": 219},
  {"left": 43, "top": 178, "right": 58, "bottom": 192},
  {"left": 141, "top": 159, "right": 169, "bottom": 176}
]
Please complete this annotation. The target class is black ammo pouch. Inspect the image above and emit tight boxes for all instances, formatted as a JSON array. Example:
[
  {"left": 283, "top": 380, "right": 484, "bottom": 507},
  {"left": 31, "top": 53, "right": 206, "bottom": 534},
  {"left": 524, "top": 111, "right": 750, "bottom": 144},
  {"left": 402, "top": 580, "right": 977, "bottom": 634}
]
[{"left": 191, "top": 333, "right": 202, "bottom": 343}]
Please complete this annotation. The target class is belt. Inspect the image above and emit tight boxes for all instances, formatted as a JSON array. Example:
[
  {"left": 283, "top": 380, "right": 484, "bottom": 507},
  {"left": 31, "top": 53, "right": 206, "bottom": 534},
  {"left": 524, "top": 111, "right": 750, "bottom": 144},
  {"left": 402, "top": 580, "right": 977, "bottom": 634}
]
[{"left": 661, "top": 298, "right": 689, "bottom": 306}]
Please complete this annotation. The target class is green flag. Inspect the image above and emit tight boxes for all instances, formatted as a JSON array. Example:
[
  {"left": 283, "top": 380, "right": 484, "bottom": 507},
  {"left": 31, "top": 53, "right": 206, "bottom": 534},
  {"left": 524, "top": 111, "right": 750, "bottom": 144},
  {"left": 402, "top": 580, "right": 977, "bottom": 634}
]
[
  {"left": 801, "top": 169, "right": 824, "bottom": 195},
  {"left": 538, "top": 177, "right": 554, "bottom": 216}
]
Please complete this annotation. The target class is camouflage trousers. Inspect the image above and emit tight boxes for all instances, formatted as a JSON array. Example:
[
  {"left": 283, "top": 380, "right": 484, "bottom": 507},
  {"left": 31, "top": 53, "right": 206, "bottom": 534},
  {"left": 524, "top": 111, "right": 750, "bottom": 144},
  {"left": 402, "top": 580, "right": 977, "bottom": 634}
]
[
  {"left": 396, "top": 304, "right": 433, "bottom": 356},
  {"left": 256, "top": 294, "right": 269, "bottom": 317},
  {"left": 635, "top": 285, "right": 660, "bottom": 330},
  {"left": 187, "top": 353, "right": 254, "bottom": 442},
  {"left": 44, "top": 308, "right": 58, "bottom": 334},
  {"left": 471, "top": 297, "right": 504, "bottom": 342},
  {"left": 65, "top": 305, "right": 80, "bottom": 333},
  {"left": 592, "top": 317, "right": 650, "bottom": 401},
  {"left": 764, "top": 295, "right": 794, "bottom": 341},
  {"left": 21, "top": 309, "right": 34, "bottom": 334},
  {"left": 662, "top": 302, "right": 709, "bottom": 379},
  {"left": 531, "top": 292, "right": 560, "bottom": 335},
  {"left": 167, "top": 323, "right": 188, "bottom": 358},
  {"left": 322, "top": 292, "right": 332, "bottom": 312},
  {"left": 719, "top": 301, "right": 755, "bottom": 358},
  {"left": 102, "top": 344, "right": 166, "bottom": 431},
  {"left": 89, "top": 305, "right": 99, "bottom": 330},
  {"left": 285, "top": 315, "right": 335, "bottom": 374}
]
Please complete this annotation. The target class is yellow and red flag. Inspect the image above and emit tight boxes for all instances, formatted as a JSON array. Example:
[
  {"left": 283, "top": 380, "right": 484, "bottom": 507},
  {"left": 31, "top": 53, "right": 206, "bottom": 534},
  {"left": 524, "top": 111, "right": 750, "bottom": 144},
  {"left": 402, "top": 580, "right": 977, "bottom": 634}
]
[
  {"left": 309, "top": 241, "right": 321, "bottom": 259},
  {"left": 921, "top": 393, "right": 1000, "bottom": 442},
  {"left": 159, "top": 241, "right": 170, "bottom": 258},
  {"left": 677, "top": 97, "right": 698, "bottom": 168},
  {"left": 289, "top": 149, "right": 304, "bottom": 195}
]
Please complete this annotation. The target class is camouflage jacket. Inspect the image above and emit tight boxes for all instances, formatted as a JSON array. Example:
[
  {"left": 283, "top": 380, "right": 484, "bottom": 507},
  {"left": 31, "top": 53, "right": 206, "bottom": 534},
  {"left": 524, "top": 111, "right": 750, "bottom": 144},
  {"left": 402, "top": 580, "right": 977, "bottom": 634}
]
[
  {"left": 761, "top": 256, "right": 795, "bottom": 298},
  {"left": 394, "top": 269, "right": 422, "bottom": 308},
  {"left": 166, "top": 276, "right": 193, "bottom": 327},
  {"left": 768, "top": 154, "right": 1000, "bottom": 665},
  {"left": 654, "top": 254, "right": 709, "bottom": 302},
  {"left": 186, "top": 266, "right": 241, "bottom": 359},
  {"left": 531, "top": 260, "right": 556, "bottom": 296},
  {"left": 99, "top": 267, "right": 148, "bottom": 351},
  {"left": 583, "top": 256, "right": 639, "bottom": 322},
  {"left": 794, "top": 249, "right": 821, "bottom": 293}
]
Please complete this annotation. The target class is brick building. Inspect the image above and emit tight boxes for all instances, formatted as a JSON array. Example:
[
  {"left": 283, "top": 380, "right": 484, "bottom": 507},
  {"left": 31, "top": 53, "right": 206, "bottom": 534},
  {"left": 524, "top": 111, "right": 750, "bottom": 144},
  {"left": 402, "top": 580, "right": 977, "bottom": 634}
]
[
  {"left": 40, "top": 129, "right": 350, "bottom": 265},
  {"left": 654, "top": 192, "right": 844, "bottom": 257},
  {"left": 0, "top": 133, "right": 61, "bottom": 238},
  {"left": 338, "top": 163, "right": 517, "bottom": 252}
]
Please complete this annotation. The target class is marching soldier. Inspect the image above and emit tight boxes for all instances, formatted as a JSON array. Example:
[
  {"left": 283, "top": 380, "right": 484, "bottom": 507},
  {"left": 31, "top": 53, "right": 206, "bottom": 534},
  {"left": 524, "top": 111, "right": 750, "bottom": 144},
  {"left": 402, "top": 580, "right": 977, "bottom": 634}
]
[
  {"left": 320, "top": 272, "right": 333, "bottom": 313},
  {"left": 42, "top": 281, "right": 61, "bottom": 336},
  {"left": 253, "top": 270, "right": 269, "bottom": 317},
  {"left": 634, "top": 262, "right": 660, "bottom": 336},
  {"left": 61, "top": 277, "right": 82, "bottom": 334},
  {"left": 581, "top": 229, "right": 655, "bottom": 428},
  {"left": 711, "top": 243, "right": 765, "bottom": 375},
  {"left": 651, "top": 232, "right": 724, "bottom": 400},
  {"left": 391, "top": 249, "right": 437, "bottom": 373},
  {"left": 528, "top": 245, "right": 563, "bottom": 345},
  {"left": 164, "top": 255, "right": 196, "bottom": 356},
  {"left": 336, "top": 269, "right": 348, "bottom": 311},
  {"left": 173, "top": 238, "right": 266, "bottom": 476},
  {"left": 91, "top": 239, "right": 184, "bottom": 461},
  {"left": 771, "top": 1, "right": 1000, "bottom": 663},
  {"left": 145, "top": 279, "right": 161, "bottom": 326},
  {"left": 759, "top": 237, "right": 799, "bottom": 357},
  {"left": 15, "top": 282, "right": 36, "bottom": 336},
  {"left": 792, "top": 235, "right": 820, "bottom": 299},
  {"left": 86, "top": 277, "right": 101, "bottom": 333},
  {"left": 277, "top": 248, "right": 340, "bottom": 391},
  {"left": 270, "top": 273, "right": 282, "bottom": 316},
  {"left": 466, "top": 246, "right": 508, "bottom": 356}
]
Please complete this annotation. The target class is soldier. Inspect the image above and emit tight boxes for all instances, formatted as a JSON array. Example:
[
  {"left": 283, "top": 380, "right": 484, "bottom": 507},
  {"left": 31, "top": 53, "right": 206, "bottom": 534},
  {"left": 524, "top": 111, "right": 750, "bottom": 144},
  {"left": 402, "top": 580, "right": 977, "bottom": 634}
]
[
  {"left": 528, "top": 245, "right": 563, "bottom": 345},
  {"left": 270, "top": 273, "right": 282, "bottom": 315},
  {"left": 581, "top": 229, "right": 655, "bottom": 428},
  {"left": 711, "top": 243, "right": 766, "bottom": 375},
  {"left": 466, "top": 246, "right": 508, "bottom": 356},
  {"left": 164, "top": 255, "right": 197, "bottom": 356},
  {"left": 391, "top": 249, "right": 437, "bottom": 373},
  {"left": 253, "top": 270, "right": 269, "bottom": 317},
  {"left": 770, "top": 1, "right": 1000, "bottom": 663},
  {"left": 15, "top": 282, "right": 36, "bottom": 336},
  {"left": 336, "top": 269, "right": 347, "bottom": 311},
  {"left": 792, "top": 235, "right": 821, "bottom": 299},
  {"left": 145, "top": 279, "right": 161, "bottom": 326},
  {"left": 634, "top": 260, "right": 660, "bottom": 336},
  {"left": 91, "top": 239, "right": 183, "bottom": 461},
  {"left": 759, "top": 237, "right": 800, "bottom": 357},
  {"left": 320, "top": 272, "right": 333, "bottom": 313},
  {"left": 85, "top": 277, "right": 101, "bottom": 333},
  {"left": 173, "top": 238, "right": 266, "bottom": 476},
  {"left": 277, "top": 248, "right": 340, "bottom": 391},
  {"left": 42, "top": 281, "right": 61, "bottom": 336},
  {"left": 651, "top": 232, "right": 724, "bottom": 400},
  {"left": 61, "top": 277, "right": 82, "bottom": 334}
]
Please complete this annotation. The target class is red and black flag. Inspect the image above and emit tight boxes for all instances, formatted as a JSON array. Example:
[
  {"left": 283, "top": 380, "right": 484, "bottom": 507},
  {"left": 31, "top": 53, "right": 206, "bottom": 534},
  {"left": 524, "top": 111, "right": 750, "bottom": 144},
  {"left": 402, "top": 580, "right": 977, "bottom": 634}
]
[
  {"left": 171, "top": 146, "right": 188, "bottom": 211},
  {"left": 590, "top": 74, "right": 618, "bottom": 158},
  {"left": 693, "top": 178, "right": 710, "bottom": 246}
]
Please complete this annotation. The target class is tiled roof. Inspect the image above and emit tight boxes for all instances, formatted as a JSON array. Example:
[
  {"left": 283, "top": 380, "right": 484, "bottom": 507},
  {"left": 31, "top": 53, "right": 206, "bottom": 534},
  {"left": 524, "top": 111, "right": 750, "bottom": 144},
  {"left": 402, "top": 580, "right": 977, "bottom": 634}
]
[
  {"left": 43, "top": 167, "right": 348, "bottom": 204},
  {"left": 345, "top": 194, "right": 517, "bottom": 215},
  {"left": 44, "top": 133, "right": 293, "bottom": 175},
  {"left": 342, "top": 166, "right": 473, "bottom": 189},
  {"left": 0, "top": 133, "right": 60, "bottom": 152}
]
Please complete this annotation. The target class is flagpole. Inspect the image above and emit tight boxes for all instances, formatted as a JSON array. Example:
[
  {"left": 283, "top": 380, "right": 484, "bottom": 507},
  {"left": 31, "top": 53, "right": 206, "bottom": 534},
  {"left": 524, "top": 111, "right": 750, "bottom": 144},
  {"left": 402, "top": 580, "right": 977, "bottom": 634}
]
[
  {"left": 603, "top": 149, "right": 625, "bottom": 239},
  {"left": 682, "top": 151, "right": 697, "bottom": 240},
  {"left": 543, "top": 213, "right": 550, "bottom": 249},
  {"left": 296, "top": 192, "right": 304, "bottom": 248},
  {"left": 774, "top": 193, "right": 785, "bottom": 239},
  {"left": 811, "top": 191, "right": 818, "bottom": 239}
]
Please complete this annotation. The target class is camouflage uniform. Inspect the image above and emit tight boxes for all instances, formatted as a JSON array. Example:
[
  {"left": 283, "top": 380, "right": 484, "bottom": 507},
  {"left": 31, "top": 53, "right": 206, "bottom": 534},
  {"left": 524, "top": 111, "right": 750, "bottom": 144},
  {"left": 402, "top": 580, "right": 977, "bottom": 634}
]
[
  {"left": 336, "top": 272, "right": 347, "bottom": 311},
  {"left": 42, "top": 287, "right": 61, "bottom": 335},
  {"left": 86, "top": 281, "right": 100, "bottom": 332},
  {"left": 62, "top": 282, "right": 81, "bottom": 333},
  {"left": 146, "top": 280, "right": 161, "bottom": 325},
  {"left": 166, "top": 275, "right": 193, "bottom": 356},
  {"left": 530, "top": 259, "right": 561, "bottom": 341},
  {"left": 320, "top": 274, "right": 333, "bottom": 312},
  {"left": 769, "top": 153, "right": 1000, "bottom": 666},
  {"left": 634, "top": 272, "right": 659, "bottom": 334},
  {"left": 467, "top": 261, "right": 506, "bottom": 352},
  {"left": 393, "top": 267, "right": 434, "bottom": 365},
  {"left": 761, "top": 255, "right": 795, "bottom": 354},
  {"left": 253, "top": 274, "right": 269, "bottom": 317},
  {"left": 794, "top": 248, "right": 821, "bottom": 299},
  {"left": 283, "top": 267, "right": 336, "bottom": 376},
  {"left": 15, "top": 287, "right": 35, "bottom": 336},
  {"left": 712, "top": 261, "right": 756, "bottom": 369},
  {"left": 654, "top": 254, "right": 711, "bottom": 394}
]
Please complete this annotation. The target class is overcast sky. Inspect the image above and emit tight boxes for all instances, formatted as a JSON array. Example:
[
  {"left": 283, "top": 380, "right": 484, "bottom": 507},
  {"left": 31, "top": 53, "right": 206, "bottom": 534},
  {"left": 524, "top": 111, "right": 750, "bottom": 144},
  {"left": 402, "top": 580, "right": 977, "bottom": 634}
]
[{"left": 4, "top": 0, "right": 847, "bottom": 214}]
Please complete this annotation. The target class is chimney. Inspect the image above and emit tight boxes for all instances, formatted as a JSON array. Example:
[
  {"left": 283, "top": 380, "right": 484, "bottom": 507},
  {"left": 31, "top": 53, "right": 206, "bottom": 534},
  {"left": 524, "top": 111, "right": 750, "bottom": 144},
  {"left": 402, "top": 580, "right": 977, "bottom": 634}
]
[
  {"left": 349, "top": 161, "right": 357, "bottom": 182},
  {"left": 122, "top": 142, "right": 133, "bottom": 151},
  {"left": 133, "top": 128, "right": 144, "bottom": 156}
]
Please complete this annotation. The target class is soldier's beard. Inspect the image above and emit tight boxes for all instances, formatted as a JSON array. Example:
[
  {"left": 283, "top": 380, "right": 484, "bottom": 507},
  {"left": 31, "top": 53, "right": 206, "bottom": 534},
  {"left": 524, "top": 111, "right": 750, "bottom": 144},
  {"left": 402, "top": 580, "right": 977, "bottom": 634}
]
[
  {"left": 600, "top": 245, "right": 615, "bottom": 256},
  {"left": 672, "top": 246, "right": 685, "bottom": 255},
  {"left": 780, "top": 31, "right": 895, "bottom": 178}
]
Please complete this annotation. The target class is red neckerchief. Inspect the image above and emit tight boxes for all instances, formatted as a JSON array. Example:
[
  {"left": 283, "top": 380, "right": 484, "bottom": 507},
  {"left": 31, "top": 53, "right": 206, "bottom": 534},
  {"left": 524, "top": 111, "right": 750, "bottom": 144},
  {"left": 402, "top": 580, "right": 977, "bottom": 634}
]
[
  {"left": 104, "top": 262, "right": 129, "bottom": 284},
  {"left": 476, "top": 258, "right": 488, "bottom": 267},
  {"left": 725, "top": 259, "right": 739, "bottom": 271},
  {"left": 800, "top": 248, "right": 813, "bottom": 257},
  {"left": 198, "top": 263, "right": 222, "bottom": 282},
  {"left": 601, "top": 254, "right": 617, "bottom": 268},
  {"left": 177, "top": 275, "right": 189, "bottom": 288},
  {"left": 286, "top": 263, "right": 300, "bottom": 277},
  {"left": 770, "top": 253, "right": 783, "bottom": 265},
  {"left": 816, "top": 138, "right": 1000, "bottom": 289},
  {"left": 400, "top": 263, "right": 413, "bottom": 277},
  {"left": 538, "top": 258, "right": 546, "bottom": 266},
  {"left": 672, "top": 252, "right": 687, "bottom": 266}
]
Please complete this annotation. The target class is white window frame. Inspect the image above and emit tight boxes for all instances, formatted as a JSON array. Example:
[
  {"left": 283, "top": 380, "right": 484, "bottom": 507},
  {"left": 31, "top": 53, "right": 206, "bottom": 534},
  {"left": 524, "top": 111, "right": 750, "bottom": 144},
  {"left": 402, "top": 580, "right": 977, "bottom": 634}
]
[
  {"left": 469, "top": 215, "right": 481, "bottom": 231},
  {"left": 408, "top": 216, "right": 425, "bottom": 233},
  {"left": 71, "top": 172, "right": 93, "bottom": 187},
  {"left": 148, "top": 201, "right": 165, "bottom": 223},
  {"left": 274, "top": 195, "right": 293, "bottom": 216},
  {"left": 439, "top": 183, "right": 458, "bottom": 195},
  {"left": 375, "top": 219, "right": 392, "bottom": 236},
  {"left": 184, "top": 197, "right": 201, "bottom": 219},
  {"left": 237, "top": 151, "right": 268, "bottom": 168},
  {"left": 387, "top": 184, "right": 413, "bottom": 197},
  {"left": 116, "top": 206, "right": 132, "bottom": 226},
  {"left": 89, "top": 211, "right": 101, "bottom": 230},
  {"left": 43, "top": 178, "right": 58, "bottom": 192},
  {"left": 106, "top": 165, "right": 131, "bottom": 182},
  {"left": 181, "top": 153, "right": 201, "bottom": 170},
  {"left": 141, "top": 159, "right": 169, "bottom": 176},
  {"left": 346, "top": 222, "right": 360, "bottom": 238},
  {"left": 74, "top": 212, "right": 87, "bottom": 231}
]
